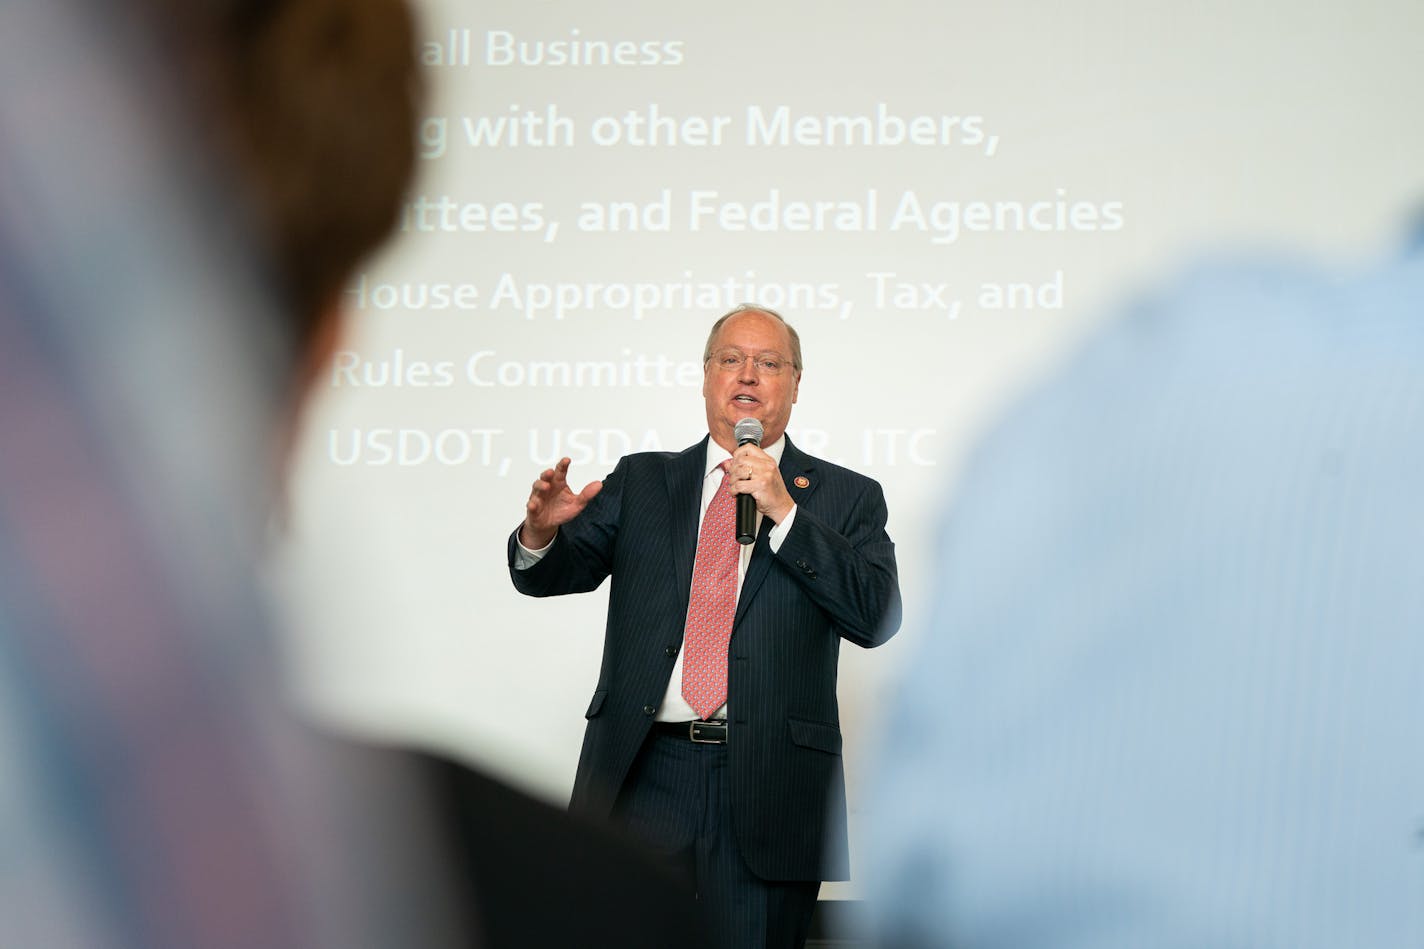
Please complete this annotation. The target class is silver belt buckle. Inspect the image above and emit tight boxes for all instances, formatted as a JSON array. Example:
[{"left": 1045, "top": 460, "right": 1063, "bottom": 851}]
[{"left": 690, "top": 720, "right": 726, "bottom": 743}]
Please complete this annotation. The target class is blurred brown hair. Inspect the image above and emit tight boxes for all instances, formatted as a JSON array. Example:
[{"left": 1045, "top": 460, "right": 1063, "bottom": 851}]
[{"left": 142, "top": 0, "right": 422, "bottom": 347}]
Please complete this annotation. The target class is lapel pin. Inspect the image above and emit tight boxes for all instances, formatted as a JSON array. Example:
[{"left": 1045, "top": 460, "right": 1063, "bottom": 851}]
[{"left": 793, "top": 475, "right": 810, "bottom": 489}]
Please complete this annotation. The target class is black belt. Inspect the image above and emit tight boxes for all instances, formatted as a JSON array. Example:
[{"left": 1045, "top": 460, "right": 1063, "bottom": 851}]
[{"left": 653, "top": 720, "right": 728, "bottom": 744}]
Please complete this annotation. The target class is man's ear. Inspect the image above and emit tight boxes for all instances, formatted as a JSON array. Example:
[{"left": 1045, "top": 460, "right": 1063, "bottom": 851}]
[
  {"left": 271, "top": 297, "right": 346, "bottom": 526},
  {"left": 295, "top": 297, "right": 346, "bottom": 405}
]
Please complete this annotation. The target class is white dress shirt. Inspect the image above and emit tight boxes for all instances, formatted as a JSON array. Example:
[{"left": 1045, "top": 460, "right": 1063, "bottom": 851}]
[{"left": 514, "top": 437, "right": 796, "bottom": 722}]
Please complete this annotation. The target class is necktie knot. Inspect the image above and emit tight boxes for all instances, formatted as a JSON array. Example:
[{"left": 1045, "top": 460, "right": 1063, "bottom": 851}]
[{"left": 681, "top": 460, "right": 740, "bottom": 720}]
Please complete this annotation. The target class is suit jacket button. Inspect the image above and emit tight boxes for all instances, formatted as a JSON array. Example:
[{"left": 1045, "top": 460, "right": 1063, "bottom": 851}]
[
  {"left": 665, "top": 646, "right": 679, "bottom": 657},
  {"left": 642, "top": 705, "right": 656, "bottom": 716}
]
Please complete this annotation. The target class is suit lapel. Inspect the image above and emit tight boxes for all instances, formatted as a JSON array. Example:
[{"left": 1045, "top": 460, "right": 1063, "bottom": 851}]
[
  {"left": 734, "top": 436, "right": 818, "bottom": 628},
  {"left": 665, "top": 438, "right": 708, "bottom": 607}
]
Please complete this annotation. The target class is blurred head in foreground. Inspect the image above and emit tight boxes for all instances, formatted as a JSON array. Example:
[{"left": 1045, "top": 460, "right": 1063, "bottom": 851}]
[
  {"left": 137, "top": 0, "right": 422, "bottom": 436},
  {"left": 1, "top": 3, "right": 705, "bottom": 946},
  {"left": 0, "top": 1, "right": 459, "bottom": 946}
]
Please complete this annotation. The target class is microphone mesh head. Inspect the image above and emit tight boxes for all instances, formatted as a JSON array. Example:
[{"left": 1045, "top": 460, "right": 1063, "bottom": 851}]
[{"left": 734, "top": 417, "right": 764, "bottom": 446}]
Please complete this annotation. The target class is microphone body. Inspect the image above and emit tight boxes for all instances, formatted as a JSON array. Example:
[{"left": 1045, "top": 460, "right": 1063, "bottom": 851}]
[{"left": 733, "top": 418, "right": 764, "bottom": 545}]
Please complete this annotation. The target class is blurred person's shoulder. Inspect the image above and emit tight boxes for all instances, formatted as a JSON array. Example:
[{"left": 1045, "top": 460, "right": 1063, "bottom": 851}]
[
  {"left": 977, "top": 241, "right": 1424, "bottom": 462},
  {"left": 401, "top": 745, "right": 711, "bottom": 949}
]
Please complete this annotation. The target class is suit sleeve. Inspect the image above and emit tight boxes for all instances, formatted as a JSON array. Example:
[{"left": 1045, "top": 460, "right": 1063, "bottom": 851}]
[
  {"left": 772, "top": 478, "right": 902, "bottom": 649},
  {"left": 507, "top": 459, "right": 624, "bottom": 597}
]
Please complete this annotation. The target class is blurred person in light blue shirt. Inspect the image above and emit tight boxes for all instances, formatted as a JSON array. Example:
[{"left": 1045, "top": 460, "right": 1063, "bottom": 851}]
[{"left": 866, "top": 236, "right": 1424, "bottom": 947}]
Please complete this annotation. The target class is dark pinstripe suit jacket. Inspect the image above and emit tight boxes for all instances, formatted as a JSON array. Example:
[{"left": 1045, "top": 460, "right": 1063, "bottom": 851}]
[{"left": 508, "top": 436, "right": 901, "bottom": 882}]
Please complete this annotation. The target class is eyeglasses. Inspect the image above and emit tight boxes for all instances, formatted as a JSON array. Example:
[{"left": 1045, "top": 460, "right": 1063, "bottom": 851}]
[{"left": 707, "top": 349, "right": 793, "bottom": 376}]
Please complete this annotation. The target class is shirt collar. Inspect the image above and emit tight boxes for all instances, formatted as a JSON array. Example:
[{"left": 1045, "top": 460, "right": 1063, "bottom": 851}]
[{"left": 704, "top": 435, "right": 786, "bottom": 478}]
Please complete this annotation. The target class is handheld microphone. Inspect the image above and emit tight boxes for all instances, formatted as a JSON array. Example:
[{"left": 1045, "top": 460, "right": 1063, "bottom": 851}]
[{"left": 733, "top": 418, "right": 764, "bottom": 545}]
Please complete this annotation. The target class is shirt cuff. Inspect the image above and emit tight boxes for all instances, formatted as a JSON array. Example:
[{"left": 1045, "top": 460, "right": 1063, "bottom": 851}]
[
  {"left": 768, "top": 503, "right": 797, "bottom": 552},
  {"left": 513, "top": 528, "right": 555, "bottom": 570}
]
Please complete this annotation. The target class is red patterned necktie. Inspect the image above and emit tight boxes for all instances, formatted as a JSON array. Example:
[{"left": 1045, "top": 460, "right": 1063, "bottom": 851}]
[{"left": 681, "top": 460, "right": 739, "bottom": 720}]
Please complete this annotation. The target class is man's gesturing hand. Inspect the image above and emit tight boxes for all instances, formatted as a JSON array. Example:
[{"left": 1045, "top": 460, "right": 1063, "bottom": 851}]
[{"left": 520, "top": 457, "right": 603, "bottom": 550}]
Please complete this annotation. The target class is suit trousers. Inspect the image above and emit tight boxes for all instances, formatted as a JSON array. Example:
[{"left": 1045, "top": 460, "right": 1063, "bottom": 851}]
[{"left": 612, "top": 732, "right": 821, "bottom": 949}]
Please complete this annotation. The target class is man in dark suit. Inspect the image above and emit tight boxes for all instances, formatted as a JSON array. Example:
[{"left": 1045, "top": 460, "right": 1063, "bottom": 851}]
[{"left": 510, "top": 305, "right": 902, "bottom": 949}]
